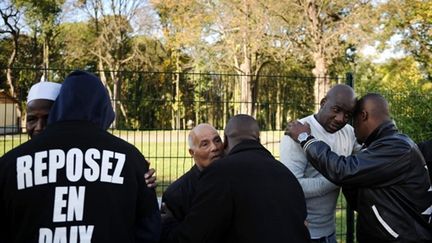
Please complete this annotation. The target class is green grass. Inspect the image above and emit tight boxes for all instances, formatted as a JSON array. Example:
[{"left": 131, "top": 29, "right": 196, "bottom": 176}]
[
  {"left": 0, "top": 134, "right": 29, "bottom": 155},
  {"left": 0, "top": 130, "right": 353, "bottom": 241}
]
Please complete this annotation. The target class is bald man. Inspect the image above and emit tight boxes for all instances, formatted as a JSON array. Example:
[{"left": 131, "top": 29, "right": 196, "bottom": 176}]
[
  {"left": 287, "top": 93, "right": 432, "bottom": 242},
  {"left": 280, "top": 84, "right": 359, "bottom": 242},
  {"left": 162, "top": 124, "right": 224, "bottom": 222},
  {"left": 174, "top": 115, "right": 310, "bottom": 243}
]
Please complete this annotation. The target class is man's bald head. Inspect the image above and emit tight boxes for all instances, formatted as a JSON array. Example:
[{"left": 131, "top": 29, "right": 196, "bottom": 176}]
[
  {"left": 188, "top": 123, "right": 223, "bottom": 170},
  {"left": 316, "top": 84, "right": 356, "bottom": 133},
  {"left": 224, "top": 114, "right": 260, "bottom": 153},
  {"left": 325, "top": 84, "right": 355, "bottom": 102},
  {"left": 353, "top": 93, "right": 391, "bottom": 144},
  {"left": 355, "top": 93, "right": 390, "bottom": 121},
  {"left": 188, "top": 123, "right": 219, "bottom": 148}
]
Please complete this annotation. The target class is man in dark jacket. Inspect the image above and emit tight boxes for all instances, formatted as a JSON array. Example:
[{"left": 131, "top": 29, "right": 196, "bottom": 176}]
[
  {"left": 160, "top": 123, "right": 223, "bottom": 242},
  {"left": 162, "top": 123, "right": 223, "bottom": 221},
  {"left": 174, "top": 114, "right": 310, "bottom": 243},
  {"left": 0, "top": 71, "right": 160, "bottom": 243},
  {"left": 287, "top": 93, "right": 432, "bottom": 242}
]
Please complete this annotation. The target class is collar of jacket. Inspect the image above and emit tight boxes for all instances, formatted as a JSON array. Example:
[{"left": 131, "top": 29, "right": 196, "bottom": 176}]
[
  {"left": 228, "top": 139, "right": 273, "bottom": 158},
  {"left": 363, "top": 120, "right": 398, "bottom": 147},
  {"left": 46, "top": 120, "right": 104, "bottom": 132},
  {"left": 191, "top": 164, "right": 202, "bottom": 176}
]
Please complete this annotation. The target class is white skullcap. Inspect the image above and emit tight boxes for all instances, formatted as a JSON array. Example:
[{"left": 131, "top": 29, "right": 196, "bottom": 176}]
[{"left": 27, "top": 81, "right": 62, "bottom": 104}]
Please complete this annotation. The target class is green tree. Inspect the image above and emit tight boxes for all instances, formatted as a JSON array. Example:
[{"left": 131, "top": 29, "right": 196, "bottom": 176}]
[
  {"left": 262, "top": 0, "right": 378, "bottom": 107},
  {"left": 0, "top": 1, "right": 22, "bottom": 99},
  {"left": 152, "top": 0, "right": 282, "bottom": 118},
  {"left": 380, "top": 0, "right": 432, "bottom": 79},
  {"left": 151, "top": 0, "right": 212, "bottom": 128},
  {"left": 355, "top": 57, "right": 432, "bottom": 141},
  {"left": 13, "top": 0, "right": 65, "bottom": 77},
  {"left": 74, "top": 0, "right": 146, "bottom": 128},
  {"left": 56, "top": 22, "right": 96, "bottom": 68}
]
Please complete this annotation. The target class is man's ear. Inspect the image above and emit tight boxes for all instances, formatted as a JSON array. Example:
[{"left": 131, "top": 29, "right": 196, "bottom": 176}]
[
  {"left": 320, "top": 97, "right": 327, "bottom": 108},
  {"left": 361, "top": 110, "right": 368, "bottom": 121},
  {"left": 188, "top": 148, "right": 194, "bottom": 156}
]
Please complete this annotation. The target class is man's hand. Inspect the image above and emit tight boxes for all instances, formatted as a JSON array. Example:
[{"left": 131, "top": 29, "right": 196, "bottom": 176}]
[
  {"left": 284, "top": 121, "right": 311, "bottom": 143},
  {"left": 145, "top": 168, "right": 157, "bottom": 188},
  {"left": 160, "top": 203, "right": 173, "bottom": 218}
]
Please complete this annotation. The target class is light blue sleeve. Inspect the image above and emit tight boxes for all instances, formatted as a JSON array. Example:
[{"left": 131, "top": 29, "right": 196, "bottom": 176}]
[{"left": 280, "top": 135, "right": 338, "bottom": 199}]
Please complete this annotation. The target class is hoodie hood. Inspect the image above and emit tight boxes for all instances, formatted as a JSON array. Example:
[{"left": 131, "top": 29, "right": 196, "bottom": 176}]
[{"left": 48, "top": 70, "right": 115, "bottom": 130}]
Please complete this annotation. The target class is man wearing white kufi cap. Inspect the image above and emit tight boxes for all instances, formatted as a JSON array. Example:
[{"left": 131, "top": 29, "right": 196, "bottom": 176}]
[{"left": 26, "top": 81, "right": 61, "bottom": 138}]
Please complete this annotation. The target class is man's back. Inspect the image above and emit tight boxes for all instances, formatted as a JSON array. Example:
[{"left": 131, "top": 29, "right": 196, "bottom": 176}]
[
  {"left": 0, "top": 121, "right": 160, "bottom": 243},
  {"left": 177, "top": 139, "right": 310, "bottom": 243}
]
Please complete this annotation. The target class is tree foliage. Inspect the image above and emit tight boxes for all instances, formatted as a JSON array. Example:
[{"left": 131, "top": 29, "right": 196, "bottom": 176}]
[
  {"left": 379, "top": 0, "right": 432, "bottom": 80},
  {"left": 0, "top": 0, "right": 430, "bottom": 132},
  {"left": 355, "top": 57, "right": 432, "bottom": 141}
]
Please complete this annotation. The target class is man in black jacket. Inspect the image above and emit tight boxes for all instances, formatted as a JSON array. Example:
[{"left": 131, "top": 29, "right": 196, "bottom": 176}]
[
  {"left": 0, "top": 71, "right": 161, "bottom": 243},
  {"left": 287, "top": 93, "right": 432, "bottom": 242},
  {"left": 174, "top": 114, "right": 310, "bottom": 243},
  {"left": 161, "top": 123, "right": 224, "bottom": 241}
]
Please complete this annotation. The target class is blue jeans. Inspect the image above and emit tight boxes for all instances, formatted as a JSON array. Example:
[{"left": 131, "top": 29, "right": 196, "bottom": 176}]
[{"left": 310, "top": 232, "right": 337, "bottom": 243}]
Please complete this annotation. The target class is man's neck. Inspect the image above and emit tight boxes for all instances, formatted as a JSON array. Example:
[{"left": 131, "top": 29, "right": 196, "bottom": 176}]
[{"left": 313, "top": 113, "right": 325, "bottom": 129}]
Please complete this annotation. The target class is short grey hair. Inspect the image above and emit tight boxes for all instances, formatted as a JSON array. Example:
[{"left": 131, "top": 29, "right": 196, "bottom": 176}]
[{"left": 188, "top": 131, "right": 194, "bottom": 149}]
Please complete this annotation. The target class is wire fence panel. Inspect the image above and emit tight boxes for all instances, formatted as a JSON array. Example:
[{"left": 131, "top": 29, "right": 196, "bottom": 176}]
[{"left": 1, "top": 67, "right": 430, "bottom": 242}]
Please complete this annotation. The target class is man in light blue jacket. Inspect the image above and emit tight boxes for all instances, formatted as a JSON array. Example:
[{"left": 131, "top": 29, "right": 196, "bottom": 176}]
[{"left": 280, "top": 84, "right": 360, "bottom": 242}]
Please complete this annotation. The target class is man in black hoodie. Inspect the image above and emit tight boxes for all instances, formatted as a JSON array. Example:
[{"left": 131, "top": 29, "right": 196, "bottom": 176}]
[{"left": 0, "top": 71, "right": 161, "bottom": 243}]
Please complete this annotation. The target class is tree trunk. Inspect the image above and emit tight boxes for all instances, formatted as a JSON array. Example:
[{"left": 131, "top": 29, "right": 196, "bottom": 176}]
[
  {"left": 111, "top": 71, "right": 119, "bottom": 129},
  {"left": 108, "top": 68, "right": 127, "bottom": 129},
  {"left": 240, "top": 69, "right": 252, "bottom": 115},
  {"left": 306, "top": 0, "right": 331, "bottom": 111},
  {"left": 251, "top": 75, "right": 258, "bottom": 118},
  {"left": 6, "top": 36, "right": 17, "bottom": 98},
  {"left": 97, "top": 58, "right": 112, "bottom": 97},
  {"left": 43, "top": 39, "right": 49, "bottom": 79},
  {"left": 312, "top": 52, "right": 329, "bottom": 111},
  {"left": 97, "top": 57, "right": 116, "bottom": 128},
  {"left": 223, "top": 81, "right": 228, "bottom": 128},
  {"left": 239, "top": 42, "right": 252, "bottom": 115},
  {"left": 175, "top": 71, "right": 181, "bottom": 129},
  {"left": 6, "top": 34, "right": 22, "bottom": 124},
  {"left": 173, "top": 53, "right": 182, "bottom": 129},
  {"left": 239, "top": 0, "right": 253, "bottom": 116},
  {"left": 276, "top": 80, "right": 282, "bottom": 130}
]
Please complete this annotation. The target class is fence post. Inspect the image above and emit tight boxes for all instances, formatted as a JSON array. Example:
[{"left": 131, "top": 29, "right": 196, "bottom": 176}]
[{"left": 345, "top": 72, "right": 355, "bottom": 243}]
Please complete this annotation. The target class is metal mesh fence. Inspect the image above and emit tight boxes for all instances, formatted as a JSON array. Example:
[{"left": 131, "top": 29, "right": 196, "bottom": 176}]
[
  {"left": 1, "top": 67, "right": 431, "bottom": 242},
  {"left": 0, "top": 68, "right": 341, "bottom": 191}
]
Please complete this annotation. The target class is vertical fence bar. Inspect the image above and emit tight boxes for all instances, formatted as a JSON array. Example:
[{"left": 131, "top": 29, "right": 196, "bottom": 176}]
[{"left": 345, "top": 72, "right": 355, "bottom": 243}]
